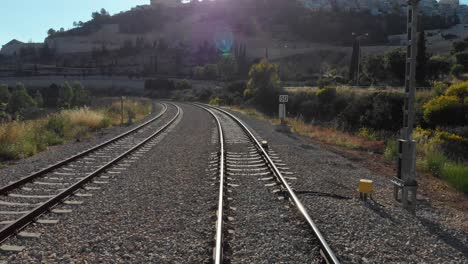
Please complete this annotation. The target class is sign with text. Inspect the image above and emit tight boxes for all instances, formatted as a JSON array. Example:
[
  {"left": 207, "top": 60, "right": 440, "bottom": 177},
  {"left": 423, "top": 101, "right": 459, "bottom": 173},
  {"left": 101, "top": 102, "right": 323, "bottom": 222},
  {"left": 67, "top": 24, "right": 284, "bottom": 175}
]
[{"left": 279, "top": 95, "right": 288, "bottom": 103}]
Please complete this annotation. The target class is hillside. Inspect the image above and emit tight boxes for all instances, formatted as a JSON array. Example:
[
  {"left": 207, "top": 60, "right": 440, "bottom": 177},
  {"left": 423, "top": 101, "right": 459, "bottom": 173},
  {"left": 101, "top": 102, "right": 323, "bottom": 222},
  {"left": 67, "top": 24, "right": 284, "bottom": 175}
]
[{"left": 45, "top": 0, "right": 458, "bottom": 55}]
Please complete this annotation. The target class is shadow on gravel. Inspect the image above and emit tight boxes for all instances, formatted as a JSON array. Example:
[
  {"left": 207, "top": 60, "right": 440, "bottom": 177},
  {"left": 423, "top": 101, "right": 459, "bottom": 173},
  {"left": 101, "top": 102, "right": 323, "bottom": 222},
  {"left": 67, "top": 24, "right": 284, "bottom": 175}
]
[
  {"left": 416, "top": 201, "right": 468, "bottom": 257},
  {"left": 364, "top": 201, "right": 401, "bottom": 225},
  {"left": 418, "top": 216, "right": 468, "bottom": 257}
]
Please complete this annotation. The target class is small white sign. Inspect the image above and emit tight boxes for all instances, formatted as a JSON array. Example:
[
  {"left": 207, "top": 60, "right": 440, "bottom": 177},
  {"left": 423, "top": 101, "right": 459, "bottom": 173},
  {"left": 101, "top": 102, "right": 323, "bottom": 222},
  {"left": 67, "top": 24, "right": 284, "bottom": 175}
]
[{"left": 279, "top": 95, "right": 288, "bottom": 103}]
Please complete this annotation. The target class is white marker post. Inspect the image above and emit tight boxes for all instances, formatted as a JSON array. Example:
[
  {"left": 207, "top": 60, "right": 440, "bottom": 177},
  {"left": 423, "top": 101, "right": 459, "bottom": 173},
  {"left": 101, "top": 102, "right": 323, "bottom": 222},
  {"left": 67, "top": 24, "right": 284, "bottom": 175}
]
[{"left": 279, "top": 95, "right": 288, "bottom": 125}]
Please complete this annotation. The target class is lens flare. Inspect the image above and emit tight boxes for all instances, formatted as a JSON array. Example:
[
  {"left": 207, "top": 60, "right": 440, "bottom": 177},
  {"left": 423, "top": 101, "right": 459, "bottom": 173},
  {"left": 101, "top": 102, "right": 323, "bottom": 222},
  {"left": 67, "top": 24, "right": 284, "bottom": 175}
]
[{"left": 213, "top": 27, "right": 234, "bottom": 55}]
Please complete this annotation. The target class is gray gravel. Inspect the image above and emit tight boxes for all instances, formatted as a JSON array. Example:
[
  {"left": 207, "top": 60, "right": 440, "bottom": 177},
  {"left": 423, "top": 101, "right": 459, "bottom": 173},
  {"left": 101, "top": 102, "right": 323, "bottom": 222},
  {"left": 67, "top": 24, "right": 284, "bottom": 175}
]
[
  {"left": 1, "top": 103, "right": 218, "bottom": 263},
  {"left": 0, "top": 102, "right": 164, "bottom": 187},
  {"left": 211, "top": 108, "right": 322, "bottom": 264},
  {"left": 225, "top": 108, "right": 468, "bottom": 264},
  {"left": 0, "top": 102, "right": 465, "bottom": 263}
]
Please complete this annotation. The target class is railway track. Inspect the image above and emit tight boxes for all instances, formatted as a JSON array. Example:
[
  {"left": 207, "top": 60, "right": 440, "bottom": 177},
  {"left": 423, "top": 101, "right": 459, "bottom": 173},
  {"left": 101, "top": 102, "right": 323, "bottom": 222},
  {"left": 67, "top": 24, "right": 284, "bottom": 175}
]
[
  {"left": 197, "top": 104, "right": 340, "bottom": 264},
  {"left": 0, "top": 102, "right": 181, "bottom": 250}
]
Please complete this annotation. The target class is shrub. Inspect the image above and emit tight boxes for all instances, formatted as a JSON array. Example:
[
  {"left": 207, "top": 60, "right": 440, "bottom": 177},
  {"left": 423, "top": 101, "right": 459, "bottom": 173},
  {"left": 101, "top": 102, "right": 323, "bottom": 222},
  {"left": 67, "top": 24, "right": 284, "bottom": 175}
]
[
  {"left": 217, "top": 55, "right": 237, "bottom": 80},
  {"left": 441, "top": 163, "right": 468, "bottom": 192},
  {"left": 72, "top": 81, "right": 90, "bottom": 107},
  {"left": 338, "top": 92, "right": 403, "bottom": 132},
  {"left": 226, "top": 81, "right": 247, "bottom": 95},
  {"left": 384, "top": 140, "right": 398, "bottom": 160},
  {"left": 45, "top": 114, "right": 68, "bottom": 137},
  {"left": 358, "top": 128, "right": 377, "bottom": 140},
  {"left": 196, "top": 88, "right": 213, "bottom": 102},
  {"left": 7, "top": 83, "right": 36, "bottom": 115},
  {"left": 0, "top": 85, "right": 10, "bottom": 104},
  {"left": 455, "top": 52, "right": 468, "bottom": 68},
  {"left": 0, "top": 121, "right": 39, "bottom": 159},
  {"left": 193, "top": 66, "right": 205, "bottom": 80},
  {"left": 247, "top": 59, "right": 282, "bottom": 114},
  {"left": 209, "top": 97, "right": 221, "bottom": 106},
  {"left": 450, "top": 64, "right": 464, "bottom": 77},
  {"left": 58, "top": 82, "right": 74, "bottom": 109},
  {"left": 243, "top": 88, "right": 253, "bottom": 99},
  {"left": 424, "top": 151, "right": 448, "bottom": 176},
  {"left": 175, "top": 80, "right": 192, "bottom": 90},
  {"left": 433, "top": 81, "right": 449, "bottom": 96},
  {"left": 445, "top": 82, "right": 468, "bottom": 101},
  {"left": 203, "top": 64, "right": 218, "bottom": 80},
  {"left": 423, "top": 95, "right": 465, "bottom": 126},
  {"left": 316, "top": 87, "right": 336, "bottom": 103}
]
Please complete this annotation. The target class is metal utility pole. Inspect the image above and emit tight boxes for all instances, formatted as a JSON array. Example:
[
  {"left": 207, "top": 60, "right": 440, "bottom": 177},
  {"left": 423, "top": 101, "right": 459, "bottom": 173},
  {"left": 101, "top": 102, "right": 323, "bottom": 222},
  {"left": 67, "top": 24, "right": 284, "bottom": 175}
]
[
  {"left": 351, "top": 33, "right": 368, "bottom": 86},
  {"left": 120, "top": 96, "right": 125, "bottom": 126},
  {"left": 392, "top": 0, "right": 419, "bottom": 212}
]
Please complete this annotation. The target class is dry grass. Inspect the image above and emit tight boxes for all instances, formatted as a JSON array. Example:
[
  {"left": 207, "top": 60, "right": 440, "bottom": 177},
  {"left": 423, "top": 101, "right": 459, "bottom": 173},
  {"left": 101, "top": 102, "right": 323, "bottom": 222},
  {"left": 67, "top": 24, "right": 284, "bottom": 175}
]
[
  {"left": 0, "top": 98, "right": 152, "bottom": 161},
  {"left": 106, "top": 99, "right": 152, "bottom": 125},
  {"left": 288, "top": 118, "right": 384, "bottom": 152},
  {"left": 225, "top": 106, "right": 384, "bottom": 152},
  {"left": 61, "top": 107, "right": 108, "bottom": 130}
]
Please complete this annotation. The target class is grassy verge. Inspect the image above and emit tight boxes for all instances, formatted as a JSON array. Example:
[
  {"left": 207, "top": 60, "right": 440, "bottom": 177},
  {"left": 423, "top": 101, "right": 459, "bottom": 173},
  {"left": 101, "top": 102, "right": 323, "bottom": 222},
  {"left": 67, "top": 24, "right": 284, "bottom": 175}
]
[
  {"left": 225, "top": 106, "right": 384, "bottom": 153},
  {"left": 225, "top": 106, "right": 468, "bottom": 193},
  {"left": 0, "top": 99, "right": 152, "bottom": 161}
]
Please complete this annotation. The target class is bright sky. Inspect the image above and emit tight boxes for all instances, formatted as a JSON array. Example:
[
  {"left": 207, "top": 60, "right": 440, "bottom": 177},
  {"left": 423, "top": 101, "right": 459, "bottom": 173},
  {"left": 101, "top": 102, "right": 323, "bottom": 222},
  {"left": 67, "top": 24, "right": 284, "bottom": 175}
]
[{"left": 0, "top": 0, "right": 149, "bottom": 46}]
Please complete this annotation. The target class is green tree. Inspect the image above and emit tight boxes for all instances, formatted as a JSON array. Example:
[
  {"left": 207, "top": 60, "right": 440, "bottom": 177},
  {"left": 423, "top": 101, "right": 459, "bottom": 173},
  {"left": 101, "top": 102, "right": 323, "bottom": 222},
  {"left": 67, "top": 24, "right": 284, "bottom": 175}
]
[
  {"left": 362, "top": 55, "right": 386, "bottom": 84},
  {"left": 203, "top": 64, "right": 218, "bottom": 80},
  {"left": 100, "top": 8, "right": 109, "bottom": 16},
  {"left": 451, "top": 41, "right": 468, "bottom": 54},
  {"left": 47, "top": 28, "right": 56, "bottom": 36},
  {"left": 0, "top": 85, "right": 10, "bottom": 104},
  {"left": 72, "top": 81, "right": 90, "bottom": 107},
  {"left": 247, "top": 59, "right": 281, "bottom": 113},
  {"left": 217, "top": 55, "right": 237, "bottom": 80},
  {"left": 451, "top": 64, "right": 464, "bottom": 78},
  {"left": 384, "top": 49, "right": 406, "bottom": 83},
  {"left": 33, "top": 90, "right": 44, "bottom": 107},
  {"left": 455, "top": 51, "right": 468, "bottom": 69},
  {"left": 7, "top": 83, "right": 36, "bottom": 114},
  {"left": 423, "top": 81, "right": 468, "bottom": 126},
  {"left": 59, "top": 82, "right": 75, "bottom": 109}
]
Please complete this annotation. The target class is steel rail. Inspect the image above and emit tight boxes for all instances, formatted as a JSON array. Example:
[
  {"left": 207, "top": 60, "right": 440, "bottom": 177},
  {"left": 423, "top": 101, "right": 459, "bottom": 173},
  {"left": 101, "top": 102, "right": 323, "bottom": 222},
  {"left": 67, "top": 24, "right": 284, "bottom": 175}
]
[
  {"left": 192, "top": 104, "right": 225, "bottom": 264},
  {"left": 0, "top": 102, "right": 168, "bottom": 195},
  {"left": 201, "top": 104, "right": 340, "bottom": 264},
  {"left": 0, "top": 103, "right": 181, "bottom": 244}
]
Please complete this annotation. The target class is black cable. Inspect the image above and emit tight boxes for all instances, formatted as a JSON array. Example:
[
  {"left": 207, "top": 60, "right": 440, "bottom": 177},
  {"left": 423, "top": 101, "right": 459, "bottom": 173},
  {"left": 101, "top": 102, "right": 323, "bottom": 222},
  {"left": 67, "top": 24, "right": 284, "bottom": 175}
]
[{"left": 294, "top": 190, "right": 351, "bottom": 200}]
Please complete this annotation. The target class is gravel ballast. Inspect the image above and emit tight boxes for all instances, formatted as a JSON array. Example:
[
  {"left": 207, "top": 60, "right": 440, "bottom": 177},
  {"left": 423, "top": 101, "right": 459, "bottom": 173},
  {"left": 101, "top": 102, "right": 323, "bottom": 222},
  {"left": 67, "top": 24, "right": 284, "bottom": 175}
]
[
  {"left": 0, "top": 102, "right": 465, "bottom": 263},
  {"left": 209, "top": 108, "right": 322, "bottom": 264},
  {"left": 1, "top": 103, "right": 217, "bottom": 263},
  {"left": 225, "top": 109, "right": 468, "bottom": 264}
]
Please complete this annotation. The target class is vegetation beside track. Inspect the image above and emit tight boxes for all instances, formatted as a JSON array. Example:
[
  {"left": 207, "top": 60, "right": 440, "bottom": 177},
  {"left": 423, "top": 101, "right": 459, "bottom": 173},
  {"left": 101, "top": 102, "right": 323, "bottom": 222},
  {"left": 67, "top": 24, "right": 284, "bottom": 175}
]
[
  {"left": 0, "top": 98, "right": 152, "bottom": 161},
  {"left": 223, "top": 105, "right": 468, "bottom": 193}
]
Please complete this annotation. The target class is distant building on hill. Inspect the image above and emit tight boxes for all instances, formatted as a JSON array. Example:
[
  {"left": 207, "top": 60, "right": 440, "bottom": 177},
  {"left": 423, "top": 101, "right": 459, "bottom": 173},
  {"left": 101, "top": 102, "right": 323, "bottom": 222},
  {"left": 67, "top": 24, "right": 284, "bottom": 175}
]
[
  {"left": 0, "top": 39, "right": 43, "bottom": 56},
  {"left": 151, "top": 0, "right": 182, "bottom": 7}
]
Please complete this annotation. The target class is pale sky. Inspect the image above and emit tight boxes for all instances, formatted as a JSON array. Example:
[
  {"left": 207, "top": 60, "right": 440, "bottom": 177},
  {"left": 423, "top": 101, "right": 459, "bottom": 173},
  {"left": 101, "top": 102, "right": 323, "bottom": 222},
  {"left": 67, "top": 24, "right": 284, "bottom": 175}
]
[{"left": 0, "top": 0, "right": 149, "bottom": 46}]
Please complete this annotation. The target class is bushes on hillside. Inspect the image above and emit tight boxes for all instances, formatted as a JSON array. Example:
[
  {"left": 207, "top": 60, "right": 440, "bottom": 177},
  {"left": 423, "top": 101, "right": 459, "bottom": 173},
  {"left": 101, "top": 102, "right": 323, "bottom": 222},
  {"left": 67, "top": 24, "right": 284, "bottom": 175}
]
[
  {"left": 247, "top": 59, "right": 282, "bottom": 113},
  {"left": 144, "top": 78, "right": 175, "bottom": 98},
  {"left": 7, "top": 83, "right": 37, "bottom": 115},
  {"left": 423, "top": 82, "right": 468, "bottom": 127}
]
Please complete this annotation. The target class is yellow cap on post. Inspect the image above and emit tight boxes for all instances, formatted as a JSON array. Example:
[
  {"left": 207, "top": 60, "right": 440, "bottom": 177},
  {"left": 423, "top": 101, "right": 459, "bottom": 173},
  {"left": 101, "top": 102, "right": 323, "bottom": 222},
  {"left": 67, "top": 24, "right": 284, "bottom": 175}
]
[{"left": 358, "top": 179, "right": 373, "bottom": 194}]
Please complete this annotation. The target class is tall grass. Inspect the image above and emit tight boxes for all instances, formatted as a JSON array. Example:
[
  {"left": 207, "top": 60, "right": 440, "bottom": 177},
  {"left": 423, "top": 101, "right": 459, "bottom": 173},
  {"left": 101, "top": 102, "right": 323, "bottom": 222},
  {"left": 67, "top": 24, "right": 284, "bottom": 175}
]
[
  {"left": 105, "top": 100, "right": 152, "bottom": 125},
  {"left": 441, "top": 163, "right": 468, "bottom": 192},
  {"left": 0, "top": 99, "right": 152, "bottom": 161}
]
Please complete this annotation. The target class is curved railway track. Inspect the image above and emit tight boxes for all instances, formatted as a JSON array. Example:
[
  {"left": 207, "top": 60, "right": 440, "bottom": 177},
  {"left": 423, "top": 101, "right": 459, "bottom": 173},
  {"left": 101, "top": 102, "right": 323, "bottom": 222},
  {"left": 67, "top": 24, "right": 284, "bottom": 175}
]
[
  {"left": 0, "top": 102, "right": 181, "bottom": 248},
  {"left": 197, "top": 104, "right": 340, "bottom": 264}
]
